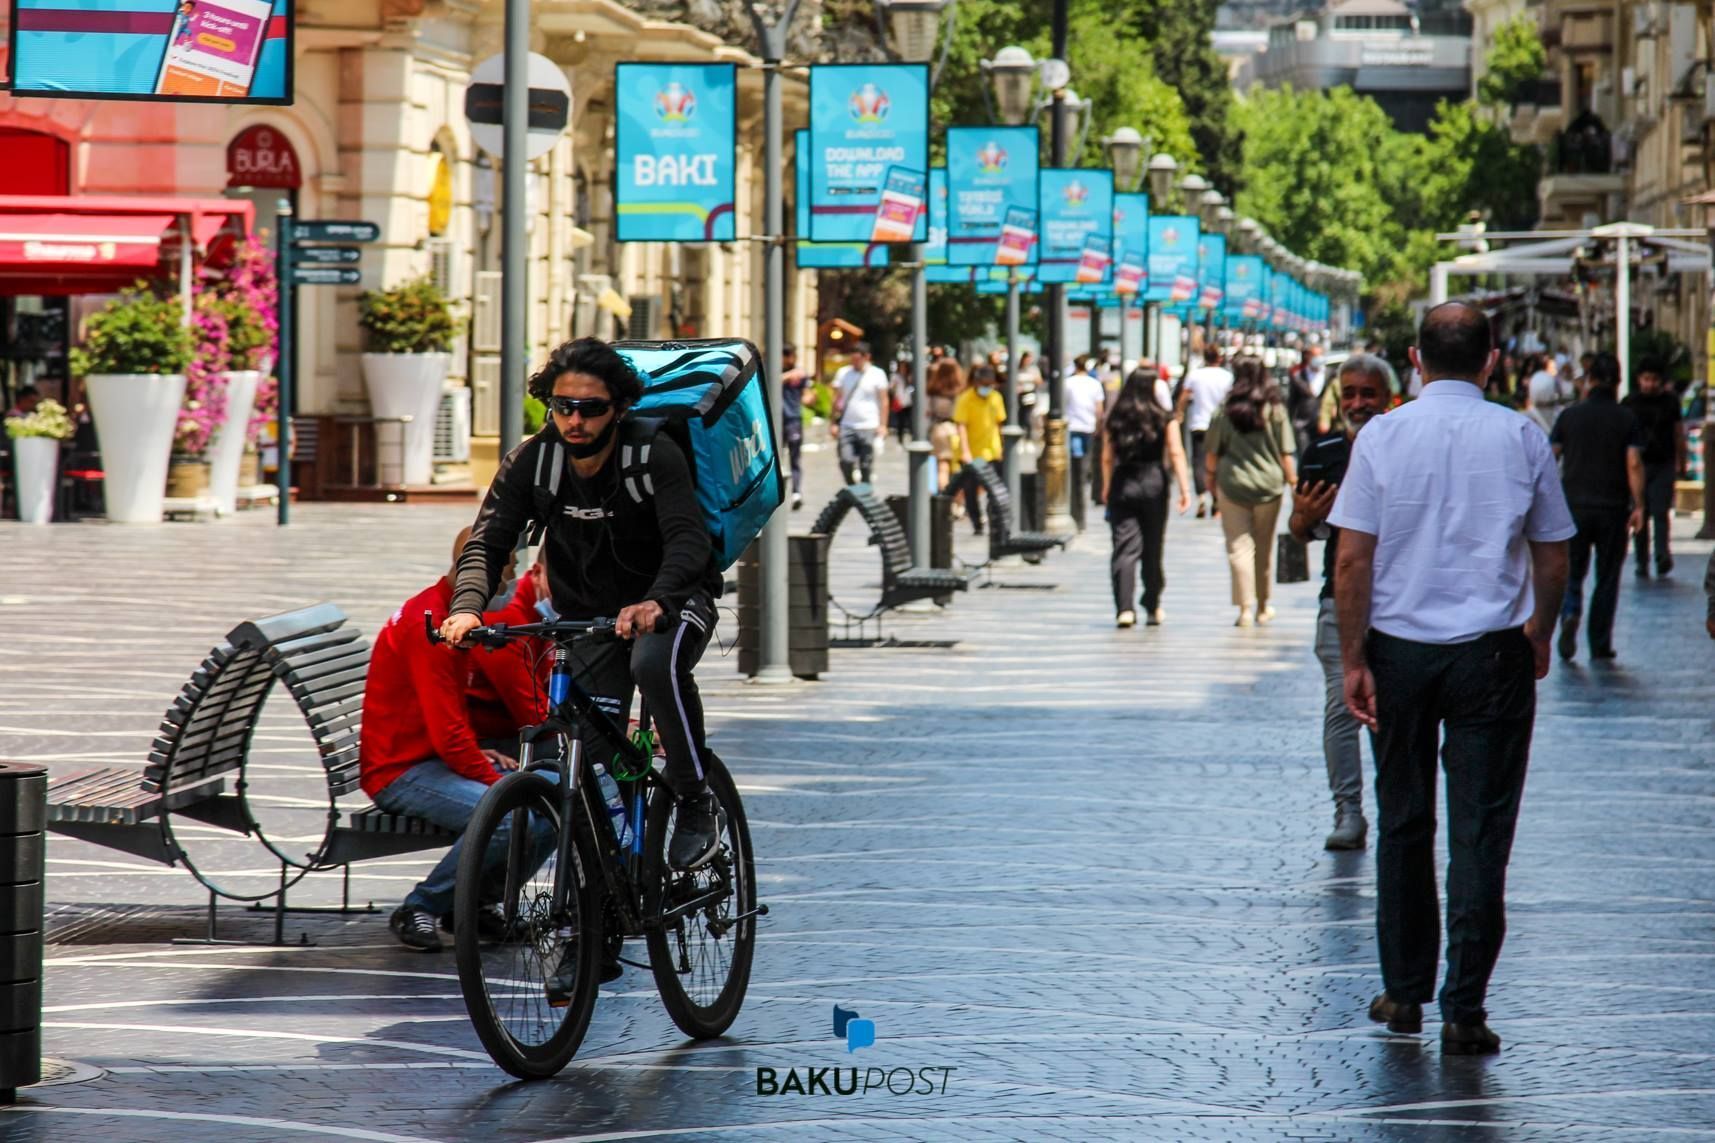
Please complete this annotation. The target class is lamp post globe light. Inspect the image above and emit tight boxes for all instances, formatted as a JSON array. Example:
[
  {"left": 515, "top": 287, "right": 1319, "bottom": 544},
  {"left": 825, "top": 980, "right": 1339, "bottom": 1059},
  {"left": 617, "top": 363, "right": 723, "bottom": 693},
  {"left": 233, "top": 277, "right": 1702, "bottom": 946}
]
[
  {"left": 1199, "top": 188, "right": 1225, "bottom": 230},
  {"left": 875, "top": 0, "right": 952, "bottom": 569},
  {"left": 1215, "top": 204, "right": 1234, "bottom": 235},
  {"left": 1146, "top": 152, "right": 1178, "bottom": 209},
  {"left": 1103, "top": 126, "right": 1146, "bottom": 192},
  {"left": 982, "top": 45, "right": 1036, "bottom": 126}
]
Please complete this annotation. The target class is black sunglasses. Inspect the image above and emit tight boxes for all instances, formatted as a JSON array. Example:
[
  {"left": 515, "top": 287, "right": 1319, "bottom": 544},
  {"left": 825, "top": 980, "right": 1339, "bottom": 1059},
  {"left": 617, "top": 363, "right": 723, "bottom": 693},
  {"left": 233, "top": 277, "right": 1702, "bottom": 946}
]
[{"left": 548, "top": 396, "right": 614, "bottom": 419}]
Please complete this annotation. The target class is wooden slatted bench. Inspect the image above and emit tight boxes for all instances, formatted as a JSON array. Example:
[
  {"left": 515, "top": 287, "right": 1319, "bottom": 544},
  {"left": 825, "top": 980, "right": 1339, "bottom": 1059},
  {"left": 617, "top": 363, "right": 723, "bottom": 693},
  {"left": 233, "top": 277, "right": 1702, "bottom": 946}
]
[
  {"left": 965, "top": 459, "right": 1071, "bottom": 565},
  {"left": 811, "top": 483, "right": 976, "bottom": 641},
  {"left": 44, "top": 603, "right": 457, "bottom": 943}
]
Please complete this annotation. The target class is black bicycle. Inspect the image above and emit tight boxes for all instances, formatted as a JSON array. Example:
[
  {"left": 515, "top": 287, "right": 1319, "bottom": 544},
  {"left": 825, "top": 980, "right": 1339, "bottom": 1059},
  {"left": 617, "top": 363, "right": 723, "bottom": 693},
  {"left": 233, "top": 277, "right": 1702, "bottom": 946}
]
[{"left": 426, "top": 613, "right": 762, "bottom": 1079}]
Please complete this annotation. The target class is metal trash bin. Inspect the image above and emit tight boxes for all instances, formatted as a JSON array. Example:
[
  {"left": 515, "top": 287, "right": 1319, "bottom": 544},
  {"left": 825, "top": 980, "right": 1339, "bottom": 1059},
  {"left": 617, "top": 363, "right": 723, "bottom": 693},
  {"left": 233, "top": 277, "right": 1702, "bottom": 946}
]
[
  {"left": 736, "top": 534, "right": 830, "bottom": 680},
  {"left": 885, "top": 493, "right": 954, "bottom": 570},
  {"left": 0, "top": 763, "right": 45, "bottom": 1103}
]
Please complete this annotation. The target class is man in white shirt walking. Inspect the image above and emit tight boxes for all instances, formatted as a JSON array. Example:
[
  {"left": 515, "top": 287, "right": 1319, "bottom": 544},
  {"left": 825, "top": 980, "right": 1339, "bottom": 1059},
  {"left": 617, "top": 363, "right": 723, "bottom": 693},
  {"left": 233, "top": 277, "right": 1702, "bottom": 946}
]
[
  {"left": 1063, "top": 357, "right": 1109, "bottom": 530},
  {"left": 831, "top": 341, "right": 890, "bottom": 485},
  {"left": 1176, "top": 343, "right": 1234, "bottom": 517},
  {"left": 1330, "top": 302, "right": 1574, "bottom": 1057}
]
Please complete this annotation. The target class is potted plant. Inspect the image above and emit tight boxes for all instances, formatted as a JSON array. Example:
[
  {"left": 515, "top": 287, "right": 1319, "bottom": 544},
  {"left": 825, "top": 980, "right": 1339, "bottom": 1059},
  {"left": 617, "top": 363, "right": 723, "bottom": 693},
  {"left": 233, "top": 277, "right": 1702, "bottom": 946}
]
[
  {"left": 4, "top": 398, "right": 75, "bottom": 524},
  {"left": 359, "top": 276, "right": 455, "bottom": 487},
  {"left": 69, "top": 286, "right": 193, "bottom": 523},
  {"left": 169, "top": 293, "right": 229, "bottom": 502},
  {"left": 202, "top": 283, "right": 272, "bottom": 514}
]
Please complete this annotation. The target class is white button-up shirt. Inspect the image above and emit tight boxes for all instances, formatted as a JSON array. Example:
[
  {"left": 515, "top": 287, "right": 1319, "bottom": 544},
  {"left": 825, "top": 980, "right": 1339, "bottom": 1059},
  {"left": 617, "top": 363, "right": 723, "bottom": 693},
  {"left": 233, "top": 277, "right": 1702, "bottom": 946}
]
[{"left": 1328, "top": 380, "right": 1576, "bottom": 645}]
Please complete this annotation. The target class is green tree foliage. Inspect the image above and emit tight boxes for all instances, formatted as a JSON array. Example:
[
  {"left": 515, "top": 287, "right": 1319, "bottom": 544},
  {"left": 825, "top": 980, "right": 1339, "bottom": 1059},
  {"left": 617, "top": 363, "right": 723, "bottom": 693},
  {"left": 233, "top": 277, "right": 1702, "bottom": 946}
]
[
  {"left": 1123, "top": 0, "right": 1243, "bottom": 192},
  {"left": 1231, "top": 86, "right": 1409, "bottom": 285},
  {"left": 1477, "top": 16, "right": 1547, "bottom": 108}
]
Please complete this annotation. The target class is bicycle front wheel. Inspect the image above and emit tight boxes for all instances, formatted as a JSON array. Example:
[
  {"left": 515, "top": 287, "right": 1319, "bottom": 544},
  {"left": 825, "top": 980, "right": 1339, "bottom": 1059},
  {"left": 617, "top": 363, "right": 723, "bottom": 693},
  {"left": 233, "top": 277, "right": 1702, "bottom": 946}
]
[
  {"left": 644, "top": 755, "right": 757, "bottom": 1039},
  {"left": 454, "top": 769, "right": 602, "bottom": 1079}
]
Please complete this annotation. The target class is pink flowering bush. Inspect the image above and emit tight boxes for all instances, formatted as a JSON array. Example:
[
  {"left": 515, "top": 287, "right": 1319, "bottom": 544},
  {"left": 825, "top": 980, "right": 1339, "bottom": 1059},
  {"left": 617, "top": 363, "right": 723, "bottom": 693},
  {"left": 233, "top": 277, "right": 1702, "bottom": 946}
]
[
  {"left": 173, "top": 237, "right": 282, "bottom": 456},
  {"left": 175, "top": 295, "right": 231, "bottom": 457}
]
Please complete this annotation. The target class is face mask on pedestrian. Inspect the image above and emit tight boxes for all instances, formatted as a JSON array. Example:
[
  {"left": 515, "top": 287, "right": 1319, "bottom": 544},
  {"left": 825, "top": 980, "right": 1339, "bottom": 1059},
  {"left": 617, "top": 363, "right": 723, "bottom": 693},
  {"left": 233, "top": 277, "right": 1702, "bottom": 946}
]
[{"left": 976, "top": 385, "right": 993, "bottom": 398}]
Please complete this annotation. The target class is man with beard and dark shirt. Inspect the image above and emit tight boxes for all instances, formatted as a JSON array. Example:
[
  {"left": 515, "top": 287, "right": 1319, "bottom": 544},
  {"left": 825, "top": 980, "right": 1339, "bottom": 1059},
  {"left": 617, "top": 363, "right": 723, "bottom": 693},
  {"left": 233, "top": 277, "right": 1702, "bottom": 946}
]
[
  {"left": 1621, "top": 365, "right": 1683, "bottom": 577},
  {"left": 442, "top": 337, "right": 724, "bottom": 886},
  {"left": 1551, "top": 353, "right": 1646, "bottom": 661},
  {"left": 1287, "top": 355, "right": 1393, "bottom": 851}
]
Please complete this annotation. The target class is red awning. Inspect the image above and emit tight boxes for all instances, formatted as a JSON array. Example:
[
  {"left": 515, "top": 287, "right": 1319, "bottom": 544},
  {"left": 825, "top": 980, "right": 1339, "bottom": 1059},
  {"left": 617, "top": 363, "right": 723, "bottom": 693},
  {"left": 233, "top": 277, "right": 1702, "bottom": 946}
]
[{"left": 0, "top": 195, "right": 253, "bottom": 296}]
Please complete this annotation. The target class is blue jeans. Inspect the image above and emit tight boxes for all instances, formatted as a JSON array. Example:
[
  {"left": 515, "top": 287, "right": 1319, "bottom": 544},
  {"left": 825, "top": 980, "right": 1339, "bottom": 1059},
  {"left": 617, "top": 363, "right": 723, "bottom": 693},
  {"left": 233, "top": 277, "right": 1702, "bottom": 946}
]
[{"left": 372, "top": 753, "right": 557, "bottom": 917}]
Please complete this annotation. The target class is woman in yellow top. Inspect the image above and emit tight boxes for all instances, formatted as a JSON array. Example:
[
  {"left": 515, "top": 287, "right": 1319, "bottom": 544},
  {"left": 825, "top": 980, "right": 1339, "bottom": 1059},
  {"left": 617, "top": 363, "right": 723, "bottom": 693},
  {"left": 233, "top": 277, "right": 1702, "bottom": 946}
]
[{"left": 952, "top": 362, "right": 1007, "bottom": 536}]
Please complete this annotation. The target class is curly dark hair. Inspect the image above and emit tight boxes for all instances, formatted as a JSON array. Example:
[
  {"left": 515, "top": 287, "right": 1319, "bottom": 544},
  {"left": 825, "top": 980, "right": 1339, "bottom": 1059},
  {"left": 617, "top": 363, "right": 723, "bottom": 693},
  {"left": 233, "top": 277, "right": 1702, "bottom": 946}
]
[
  {"left": 1223, "top": 356, "right": 1280, "bottom": 435},
  {"left": 527, "top": 338, "right": 645, "bottom": 406}
]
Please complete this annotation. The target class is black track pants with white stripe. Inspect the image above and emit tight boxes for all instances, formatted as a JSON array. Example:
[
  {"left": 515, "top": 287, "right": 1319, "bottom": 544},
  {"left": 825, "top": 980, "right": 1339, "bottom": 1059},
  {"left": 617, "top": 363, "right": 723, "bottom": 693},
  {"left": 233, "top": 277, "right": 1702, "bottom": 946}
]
[{"left": 564, "top": 593, "right": 717, "bottom": 798}]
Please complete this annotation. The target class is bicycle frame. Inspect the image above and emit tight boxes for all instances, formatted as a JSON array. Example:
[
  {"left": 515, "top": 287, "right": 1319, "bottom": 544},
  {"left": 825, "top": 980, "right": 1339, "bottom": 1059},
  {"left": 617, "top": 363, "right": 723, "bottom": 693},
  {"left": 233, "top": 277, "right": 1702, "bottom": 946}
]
[{"left": 508, "top": 639, "right": 659, "bottom": 942}]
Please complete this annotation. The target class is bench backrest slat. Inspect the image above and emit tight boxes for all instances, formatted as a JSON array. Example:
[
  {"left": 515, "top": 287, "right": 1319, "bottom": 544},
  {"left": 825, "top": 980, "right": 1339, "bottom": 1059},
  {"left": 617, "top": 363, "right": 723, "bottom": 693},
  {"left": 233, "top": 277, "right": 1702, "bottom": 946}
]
[{"left": 966, "top": 460, "right": 1016, "bottom": 544}]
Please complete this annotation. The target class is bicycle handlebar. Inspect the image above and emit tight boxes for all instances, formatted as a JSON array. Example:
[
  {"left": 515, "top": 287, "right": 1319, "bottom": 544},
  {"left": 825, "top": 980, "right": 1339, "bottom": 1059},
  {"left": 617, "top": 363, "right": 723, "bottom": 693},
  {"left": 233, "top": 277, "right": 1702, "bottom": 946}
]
[{"left": 424, "top": 611, "right": 621, "bottom": 649}]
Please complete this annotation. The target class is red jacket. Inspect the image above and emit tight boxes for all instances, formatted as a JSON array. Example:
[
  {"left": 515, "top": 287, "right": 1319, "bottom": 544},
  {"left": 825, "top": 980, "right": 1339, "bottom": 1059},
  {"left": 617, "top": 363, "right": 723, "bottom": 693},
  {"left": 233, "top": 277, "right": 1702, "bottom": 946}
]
[{"left": 358, "top": 578, "right": 548, "bottom": 798}]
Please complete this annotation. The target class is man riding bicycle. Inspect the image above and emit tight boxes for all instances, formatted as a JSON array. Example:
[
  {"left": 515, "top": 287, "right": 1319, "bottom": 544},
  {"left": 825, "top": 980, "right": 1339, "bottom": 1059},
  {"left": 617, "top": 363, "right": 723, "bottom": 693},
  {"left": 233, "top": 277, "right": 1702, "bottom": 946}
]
[{"left": 440, "top": 337, "right": 722, "bottom": 873}]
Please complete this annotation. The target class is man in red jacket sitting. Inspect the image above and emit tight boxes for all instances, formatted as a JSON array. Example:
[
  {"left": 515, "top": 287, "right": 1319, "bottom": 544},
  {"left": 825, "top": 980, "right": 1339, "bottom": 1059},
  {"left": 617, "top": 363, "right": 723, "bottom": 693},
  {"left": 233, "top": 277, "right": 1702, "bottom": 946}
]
[{"left": 361, "top": 528, "right": 550, "bottom": 952}]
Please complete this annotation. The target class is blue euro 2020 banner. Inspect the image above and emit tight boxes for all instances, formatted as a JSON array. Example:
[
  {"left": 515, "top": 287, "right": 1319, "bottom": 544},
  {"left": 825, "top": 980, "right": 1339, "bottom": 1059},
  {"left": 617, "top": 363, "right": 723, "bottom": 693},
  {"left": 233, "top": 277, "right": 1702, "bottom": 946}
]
[
  {"left": 615, "top": 62, "right": 736, "bottom": 242},
  {"left": 9, "top": 0, "right": 292, "bottom": 102},
  {"left": 1037, "top": 169, "right": 1113, "bottom": 285},
  {"left": 945, "top": 125, "right": 1039, "bottom": 266},
  {"left": 794, "top": 129, "right": 888, "bottom": 269},
  {"left": 1197, "top": 232, "right": 1226, "bottom": 311},
  {"left": 1224, "top": 254, "right": 1265, "bottom": 320},
  {"left": 808, "top": 63, "right": 930, "bottom": 243},
  {"left": 1144, "top": 215, "right": 1199, "bottom": 304},
  {"left": 1111, "top": 192, "right": 1148, "bottom": 298}
]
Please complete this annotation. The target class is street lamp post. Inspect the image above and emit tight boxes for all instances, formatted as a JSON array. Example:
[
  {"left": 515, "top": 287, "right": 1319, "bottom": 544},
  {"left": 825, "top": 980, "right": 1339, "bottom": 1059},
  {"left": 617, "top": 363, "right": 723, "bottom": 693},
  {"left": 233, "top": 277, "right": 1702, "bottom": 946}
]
[
  {"left": 745, "top": 0, "right": 801, "bottom": 684},
  {"left": 1104, "top": 126, "right": 1144, "bottom": 366},
  {"left": 1040, "top": 0, "right": 1077, "bottom": 533},
  {"left": 983, "top": 45, "right": 1036, "bottom": 530},
  {"left": 1144, "top": 153, "right": 1177, "bottom": 361},
  {"left": 878, "top": 0, "right": 952, "bottom": 568}
]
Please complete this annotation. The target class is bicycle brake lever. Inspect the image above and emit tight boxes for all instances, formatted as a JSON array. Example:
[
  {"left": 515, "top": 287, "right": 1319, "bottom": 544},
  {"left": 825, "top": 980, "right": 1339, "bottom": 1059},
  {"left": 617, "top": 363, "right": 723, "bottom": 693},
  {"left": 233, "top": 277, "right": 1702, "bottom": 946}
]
[{"left": 423, "top": 610, "right": 443, "bottom": 644}]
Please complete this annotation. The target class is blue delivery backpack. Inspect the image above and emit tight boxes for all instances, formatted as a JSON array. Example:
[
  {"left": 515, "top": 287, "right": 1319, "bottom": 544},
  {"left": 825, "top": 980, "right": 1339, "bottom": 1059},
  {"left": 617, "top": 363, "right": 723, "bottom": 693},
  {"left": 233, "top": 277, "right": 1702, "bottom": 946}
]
[{"left": 607, "top": 338, "right": 784, "bottom": 571}]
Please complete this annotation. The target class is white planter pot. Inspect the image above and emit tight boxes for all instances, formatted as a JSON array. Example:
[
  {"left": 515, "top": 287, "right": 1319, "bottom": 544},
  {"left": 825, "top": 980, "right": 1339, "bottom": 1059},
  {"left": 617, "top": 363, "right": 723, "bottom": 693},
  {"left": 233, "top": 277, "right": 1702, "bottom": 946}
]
[
  {"left": 205, "top": 370, "right": 260, "bottom": 516},
  {"left": 361, "top": 352, "right": 450, "bottom": 486},
  {"left": 12, "top": 437, "right": 59, "bottom": 524},
  {"left": 85, "top": 372, "right": 187, "bottom": 523}
]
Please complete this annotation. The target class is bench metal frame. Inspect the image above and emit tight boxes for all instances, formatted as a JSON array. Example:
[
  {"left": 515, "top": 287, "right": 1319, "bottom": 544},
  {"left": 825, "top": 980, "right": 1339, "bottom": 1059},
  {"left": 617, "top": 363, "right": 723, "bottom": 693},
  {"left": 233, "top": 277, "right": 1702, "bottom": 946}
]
[
  {"left": 44, "top": 604, "right": 456, "bottom": 945},
  {"left": 809, "top": 483, "right": 977, "bottom": 643},
  {"left": 963, "top": 459, "right": 1071, "bottom": 569}
]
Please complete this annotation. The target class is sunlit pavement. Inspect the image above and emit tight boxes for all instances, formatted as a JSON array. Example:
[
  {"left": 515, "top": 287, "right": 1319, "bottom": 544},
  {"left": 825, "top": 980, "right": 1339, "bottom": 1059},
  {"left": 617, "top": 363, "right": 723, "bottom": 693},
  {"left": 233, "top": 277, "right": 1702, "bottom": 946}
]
[{"left": 3, "top": 441, "right": 1713, "bottom": 1141}]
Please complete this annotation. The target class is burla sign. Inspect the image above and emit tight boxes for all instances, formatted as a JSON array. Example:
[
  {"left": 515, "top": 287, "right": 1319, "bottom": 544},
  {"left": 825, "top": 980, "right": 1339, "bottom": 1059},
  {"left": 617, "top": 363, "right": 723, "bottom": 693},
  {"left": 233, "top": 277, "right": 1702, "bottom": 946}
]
[{"left": 227, "top": 126, "right": 301, "bottom": 189}]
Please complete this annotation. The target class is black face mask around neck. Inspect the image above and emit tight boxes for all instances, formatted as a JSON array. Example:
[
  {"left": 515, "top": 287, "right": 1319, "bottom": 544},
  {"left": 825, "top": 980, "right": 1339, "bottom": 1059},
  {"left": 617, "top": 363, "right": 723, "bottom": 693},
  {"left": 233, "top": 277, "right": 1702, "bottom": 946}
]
[{"left": 564, "top": 417, "right": 617, "bottom": 459}]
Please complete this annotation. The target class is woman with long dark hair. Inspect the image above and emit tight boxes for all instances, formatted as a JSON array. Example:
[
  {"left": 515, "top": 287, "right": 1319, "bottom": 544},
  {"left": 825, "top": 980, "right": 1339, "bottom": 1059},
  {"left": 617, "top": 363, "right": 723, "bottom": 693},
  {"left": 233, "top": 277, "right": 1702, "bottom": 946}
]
[
  {"left": 1204, "top": 356, "right": 1297, "bottom": 626},
  {"left": 1101, "top": 368, "right": 1193, "bottom": 627}
]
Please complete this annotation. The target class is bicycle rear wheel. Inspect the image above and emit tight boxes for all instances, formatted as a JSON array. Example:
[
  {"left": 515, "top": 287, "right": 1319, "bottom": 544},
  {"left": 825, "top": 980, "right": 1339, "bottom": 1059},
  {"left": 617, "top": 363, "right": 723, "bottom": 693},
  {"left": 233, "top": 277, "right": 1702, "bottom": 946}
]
[
  {"left": 454, "top": 769, "right": 602, "bottom": 1079},
  {"left": 643, "top": 755, "right": 757, "bottom": 1039}
]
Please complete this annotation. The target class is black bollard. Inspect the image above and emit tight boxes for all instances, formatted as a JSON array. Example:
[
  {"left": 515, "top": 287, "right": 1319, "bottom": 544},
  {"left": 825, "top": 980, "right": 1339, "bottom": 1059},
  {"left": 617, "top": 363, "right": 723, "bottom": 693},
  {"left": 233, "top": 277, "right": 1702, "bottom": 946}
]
[{"left": 0, "top": 763, "right": 45, "bottom": 1104}]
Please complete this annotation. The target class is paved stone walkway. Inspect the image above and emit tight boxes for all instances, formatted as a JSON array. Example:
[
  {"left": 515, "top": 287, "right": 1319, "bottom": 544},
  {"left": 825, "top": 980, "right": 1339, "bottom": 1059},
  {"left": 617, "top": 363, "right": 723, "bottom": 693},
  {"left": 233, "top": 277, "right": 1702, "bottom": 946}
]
[{"left": 3, "top": 440, "right": 1714, "bottom": 1141}]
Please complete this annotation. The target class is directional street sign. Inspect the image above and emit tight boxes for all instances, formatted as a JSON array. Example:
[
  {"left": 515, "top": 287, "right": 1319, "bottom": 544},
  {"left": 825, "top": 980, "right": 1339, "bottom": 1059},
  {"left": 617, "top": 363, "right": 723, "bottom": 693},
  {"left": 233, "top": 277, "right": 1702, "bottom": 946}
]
[
  {"left": 295, "top": 245, "right": 362, "bottom": 264},
  {"left": 291, "top": 265, "right": 361, "bottom": 286},
  {"left": 292, "top": 220, "right": 380, "bottom": 244}
]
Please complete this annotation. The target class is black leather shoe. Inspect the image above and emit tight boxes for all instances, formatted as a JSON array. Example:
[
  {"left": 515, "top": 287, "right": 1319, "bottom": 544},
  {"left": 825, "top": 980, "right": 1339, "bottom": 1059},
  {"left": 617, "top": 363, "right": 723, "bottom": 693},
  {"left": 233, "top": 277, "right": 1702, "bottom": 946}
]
[
  {"left": 1557, "top": 616, "right": 1578, "bottom": 661},
  {"left": 1442, "top": 1020, "right": 1502, "bottom": 1055},
  {"left": 1368, "top": 992, "right": 1423, "bottom": 1033}
]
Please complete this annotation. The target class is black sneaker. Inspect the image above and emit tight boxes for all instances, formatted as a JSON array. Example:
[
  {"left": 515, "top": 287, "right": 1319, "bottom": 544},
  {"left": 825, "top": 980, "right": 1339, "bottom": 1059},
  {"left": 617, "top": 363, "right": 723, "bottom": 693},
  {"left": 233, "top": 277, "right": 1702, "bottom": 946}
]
[
  {"left": 1658, "top": 556, "right": 1674, "bottom": 577},
  {"left": 389, "top": 905, "right": 443, "bottom": 952},
  {"left": 669, "top": 791, "right": 720, "bottom": 871}
]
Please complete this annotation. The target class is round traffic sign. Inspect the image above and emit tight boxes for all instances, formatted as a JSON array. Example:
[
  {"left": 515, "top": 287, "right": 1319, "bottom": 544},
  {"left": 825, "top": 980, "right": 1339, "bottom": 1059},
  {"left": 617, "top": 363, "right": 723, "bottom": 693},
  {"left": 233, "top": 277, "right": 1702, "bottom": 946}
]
[{"left": 466, "top": 52, "right": 572, "bottom": 161}]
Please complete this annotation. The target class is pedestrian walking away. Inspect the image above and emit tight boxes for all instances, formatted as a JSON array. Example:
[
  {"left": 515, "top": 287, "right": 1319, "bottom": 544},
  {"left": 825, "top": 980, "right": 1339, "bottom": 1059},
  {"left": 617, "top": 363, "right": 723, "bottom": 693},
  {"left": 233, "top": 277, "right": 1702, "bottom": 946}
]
[
  {"left": 780, "top": 342, "right": 807, "bottom": 511},
  {"left": 1177, "top": 343, "right": 1234, "bottom": 518},
  {"left": 1288, "top": 355, "right": 1394, "bottom": 851},
  {"left": 1064, "top": 358, "right": 1108, "bottom": 531},
  {"left": 831, "top": 340, "right": 889, "bottom": 485},
  {"left": 1621, "top": 365, "right": 1683, "bottom": 577},
  {"left": 1204, "top": 356, "right": 1296, "bottom": 627},
  {"left": 1550, "top": 352, "right": 1645, "bottom": 662},
  {"left": 1102, "top": 368, "right": 1191, "bottom": 628},
  {"left": 1331, "top": 301, "right": 1574, "bottom": 1055},
  {"left": 926, "top": 357, "right": 966, "bottom": 496}
]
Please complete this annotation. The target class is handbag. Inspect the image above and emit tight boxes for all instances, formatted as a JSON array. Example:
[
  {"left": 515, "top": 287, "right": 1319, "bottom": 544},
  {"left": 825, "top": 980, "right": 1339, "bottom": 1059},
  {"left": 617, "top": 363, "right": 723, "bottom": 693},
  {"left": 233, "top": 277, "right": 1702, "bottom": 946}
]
[{"left": 1276, "top": 533, "right": 1311, "bottom": 584}]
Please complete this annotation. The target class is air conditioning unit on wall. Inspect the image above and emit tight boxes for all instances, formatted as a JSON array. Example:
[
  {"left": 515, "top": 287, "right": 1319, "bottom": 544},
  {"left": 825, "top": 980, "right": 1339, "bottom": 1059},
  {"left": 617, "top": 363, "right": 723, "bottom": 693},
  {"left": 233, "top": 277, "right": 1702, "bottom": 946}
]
[{"left": 434, "top": 385, "right": 472, "bottom": 462}]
